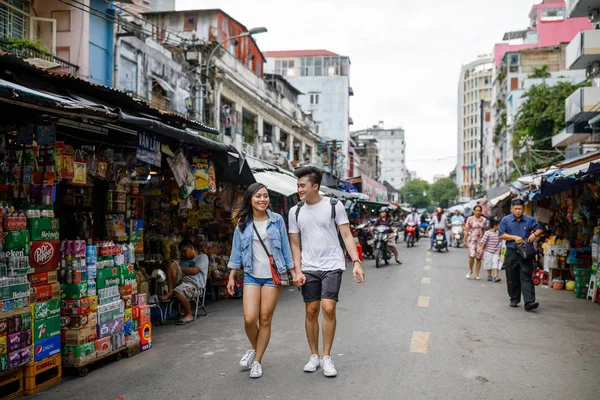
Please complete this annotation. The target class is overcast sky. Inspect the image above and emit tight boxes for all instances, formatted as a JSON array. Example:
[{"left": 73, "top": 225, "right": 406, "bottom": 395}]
[{"left": 179, "top": 0, "right": 539, "bottom": 182}]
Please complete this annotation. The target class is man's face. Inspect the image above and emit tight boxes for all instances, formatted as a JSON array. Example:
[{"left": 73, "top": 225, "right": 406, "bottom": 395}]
[
  {"left": 297, "top": 176, "right": 317, "bottom": 200},
  {"left": 181, "top": 245, "right": 196, "bottom": 260},
  {"left": 512, "top": 205, "right": 524, "bottom": 219}
]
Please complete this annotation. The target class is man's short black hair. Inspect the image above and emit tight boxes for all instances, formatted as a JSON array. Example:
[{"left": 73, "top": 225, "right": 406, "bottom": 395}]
[
  {"left": 294, "top": 166, "right": 323, "bottom": 188},
  {"left": 511, "top": 198, "right": 525, "bottom": 207},
  {"left": 489, "top": 219, "right": 499, "bottom": 228},
  {"left": 178, "top": 239, "right": 196, "bottom": 250}
]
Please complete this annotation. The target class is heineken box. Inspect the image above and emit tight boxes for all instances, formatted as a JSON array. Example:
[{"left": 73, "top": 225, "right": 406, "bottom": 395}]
[
  {"left": 98, "top": 307, "right": 123, "bottom": 325},
  {"left": 0, "top": 283, "right": 30, "bottom": 302},
  {"left": 33, "top": 315, "right": 61, "bottom": 342},
  {"left": 3, "top": 230, "right": 30, "bottom": 254},
  {"left": 0, "top": 354, "right": 7, "bottom": 372},
  {"left": 33, "top": 299, "right": 60, "bottom": 320},
  {"left": 27, "top": 218, "right": 60, "bottom": 241},
  {"left": 61, "top": 283, "right": 88, "bottom": 300},
  {"left": 97, "top": 267, "right": 120, "bottom": 289},
  {"left": 119, "top": 264, "right": 136, "bottom": 286},
  {"left": 63, "top": 342, "right": 95, "bottom": 359}
]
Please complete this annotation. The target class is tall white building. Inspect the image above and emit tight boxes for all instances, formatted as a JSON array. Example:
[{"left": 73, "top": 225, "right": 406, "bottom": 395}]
[
  {"left": 351, "top": 125, "right": 409, "bottom": 189},
  {"left": 264, "top": 50, "right": 352, "bottom": 178},
  {"left": 456, "top": 55, "right": 493, "bottom": 201}
]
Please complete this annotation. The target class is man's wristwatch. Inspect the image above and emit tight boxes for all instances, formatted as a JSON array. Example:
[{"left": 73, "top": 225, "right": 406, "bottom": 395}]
[{"left": 352, "top": 259, "right": 362, "bottom": 265}]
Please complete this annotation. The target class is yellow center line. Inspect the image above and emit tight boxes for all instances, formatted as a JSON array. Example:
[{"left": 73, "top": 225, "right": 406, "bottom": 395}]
[
  {"left": 424, "top": 265, "right": 432, "bottom": 271},
  {"left": 417, "top": 296, "right": 430, "bottom": 307},
  {"left": 410, "top": 331, "right": 431, "bottom": 354},
  {"left": 422, "top": 277, "right": 431, "bottom": 284}
]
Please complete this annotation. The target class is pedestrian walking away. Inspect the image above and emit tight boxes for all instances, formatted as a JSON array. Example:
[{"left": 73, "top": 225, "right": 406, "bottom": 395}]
[
  {"left": 227, "top": 183, "right": 296, "bottom": 379},
  {"left": 498, "top": 198, "right": 544, "bottom": 311},
  {"left": 289, "top": 166, "right": 365, "bottom": 378},
  {"left": 480, "top": 219, "right": 502, "bottom": 282},
  {"left": 464, "top": 205, "right": 486, "bottom": 280}
]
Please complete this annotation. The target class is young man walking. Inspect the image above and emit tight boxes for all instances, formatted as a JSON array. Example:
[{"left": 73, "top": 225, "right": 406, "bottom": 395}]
[
  {"left": 498, "top": 198, "right": 543, "bottom": 311},
  {"left": 289, "top": 166, "right": 365, "bottom": 378}
]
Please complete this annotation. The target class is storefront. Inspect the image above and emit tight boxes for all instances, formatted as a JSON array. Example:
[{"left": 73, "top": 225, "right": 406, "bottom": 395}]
[{"left": 0, "top": 53, "right": 253, "bottom": 394}]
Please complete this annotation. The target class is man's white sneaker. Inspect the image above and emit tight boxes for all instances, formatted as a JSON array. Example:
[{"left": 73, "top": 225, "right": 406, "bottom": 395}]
[
  {"left": 303, "top": 354, "right": 321, "bottom": 372},
  {"left": 239, "top": 349, "right": 256, "bottom": 370},
  {"left": 249, "top": 361, "right": 263, "bottom": 379},
  {"left": 321, "top": 356, "right": 337, "bottom": 377}
]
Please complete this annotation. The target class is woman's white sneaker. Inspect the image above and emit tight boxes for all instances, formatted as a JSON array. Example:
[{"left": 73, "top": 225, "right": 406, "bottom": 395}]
[
  {"left": 321, "top": 356, "right": 337, "bottom": 377},
  {"left": 239, "top": 349, "right": 256, "bottom": 370},
  {"left": 249, "top": 361, "right": 263, "bottom": 379},
  {"left": 303, "top": 354, "right": 321, "bottom": 372}
]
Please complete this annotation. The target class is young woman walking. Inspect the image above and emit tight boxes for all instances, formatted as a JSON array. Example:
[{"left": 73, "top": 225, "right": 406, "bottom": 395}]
[
  {"left": 227, "top": 183, "right": 295, "bottom": 379},
  {"left": 464, "top": 205, "right": 487, "bottom": 280}
]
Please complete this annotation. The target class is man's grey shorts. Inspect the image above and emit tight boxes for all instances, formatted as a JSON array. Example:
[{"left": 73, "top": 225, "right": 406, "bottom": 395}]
[{"left": 301, "top": 270, "right": 343, "bottom": 303}]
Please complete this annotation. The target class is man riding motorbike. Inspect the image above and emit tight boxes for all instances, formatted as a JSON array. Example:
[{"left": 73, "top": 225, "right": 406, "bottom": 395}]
[
  {"left": 427, "top": 207, "right": 449, "bottom": 251},
  {"left": 373, "top": 207, "right": 402, "bottom": 264},
  {"left": 403, "top": 208, "right": 421, "bottom": 242},
  {"left": 450, "top": 210, "right": 465, "bottom": 246}
]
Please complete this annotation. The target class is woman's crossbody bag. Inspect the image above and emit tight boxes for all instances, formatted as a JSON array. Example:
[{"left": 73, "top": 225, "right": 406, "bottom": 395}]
[{"left": 253, "top": 223, "right": 282, "bottom": 286}]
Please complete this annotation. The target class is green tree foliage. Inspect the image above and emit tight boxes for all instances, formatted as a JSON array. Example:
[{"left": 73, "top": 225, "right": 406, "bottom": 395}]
[
  {"left": 528, "top": 65, "right": 551, "bottom": 79},
  {"left": 512, "top": 80, "right": 590, "bottom": 172},
  {"left": 400, "top": 179, "right": 430, "bottom": 209},
  {"left": 429, "top": 178, "right": 458, "bottom": 209}
]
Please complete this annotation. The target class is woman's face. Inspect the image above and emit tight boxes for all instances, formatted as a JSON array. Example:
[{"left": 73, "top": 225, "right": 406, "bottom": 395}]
[
  {"left": 474, "top": 207, "right": 482, "bottom": 217},
  {"left": 380, "top": 211, "right": 387, "bottom": 219},
  {"left": 251, "top": 187, "right": 270, "bottom": 212}
]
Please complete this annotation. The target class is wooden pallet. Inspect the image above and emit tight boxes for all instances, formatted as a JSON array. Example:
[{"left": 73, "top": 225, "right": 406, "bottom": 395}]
[
  {"left": 0, "top": 368, "right": 24, "bottom": 400},
  {"left": 24, "top": 354, "right": 62, "bottom": 395}
]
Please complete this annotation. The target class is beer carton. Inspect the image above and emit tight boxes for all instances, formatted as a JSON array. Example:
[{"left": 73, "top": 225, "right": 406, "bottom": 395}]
[
  {"left": 27, "top": 218, "right": 59, "bottom": 241},
  {"left": 33, "top": 298, "right": 60, "bottom": 320},
  {"left": 33, "top": 335, "right": 61, "bottom": 362},
  {"left": 3, "top": 230, "right": 30, "bottom": 253},
  {"left": 30, "top": 240, "right": 60, "bottom": 273},
  {"left": 60, "top": 283, "right": 87, "bottom": 300},
  {"left": 29, "top": 270, "right": 58, "bottom": 285},
  {"left": 96, "top": 317, "right": 124, "bottom": 339},
  {"left": 33, "top": 316, "right": 61, "bottom": 342},
  {"left": 0, "top": 335, "right": 6, "bottom": 355},
  {"left": 30, "top": 282, "right": 60, "bottom": 302},
  {"left": 60, "top": 312, "right": 97, "bottom": 330},
  {"left": 119, "top": 264, "right": 136, "bottom": 286},
  {"left": 0, "top": 282, "right": 30, "bottom": 302},
  {"left": 97, "top": 267, "right": 120, "bottom": 289},
  {"left": 61, "top": 326, "right": 97, "bottom": 346}
]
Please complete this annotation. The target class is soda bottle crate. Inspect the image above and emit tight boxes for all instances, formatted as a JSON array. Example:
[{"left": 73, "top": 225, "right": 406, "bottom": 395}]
[
  {"left": 0, "top": 368, "right": 24, "bottom": 400},
  {"left": 24, "top": 354, "right": 62, "bottom": 395}
]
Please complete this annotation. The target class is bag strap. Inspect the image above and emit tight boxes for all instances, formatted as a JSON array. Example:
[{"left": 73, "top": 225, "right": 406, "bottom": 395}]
[
  {"left": 252, "top": 222, "right": 272, "bottom": 257},
  {"left": 330, "top": 198, "right": 338, "bottom": 219},
  {"left": 295, "top": 200, "right": 305, "bottom": 223}
]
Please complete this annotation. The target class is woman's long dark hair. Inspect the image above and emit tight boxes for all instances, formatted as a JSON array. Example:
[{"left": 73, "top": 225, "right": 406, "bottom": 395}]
[{"left": 233, "top": 183, "right": 268, "bottom": 230}]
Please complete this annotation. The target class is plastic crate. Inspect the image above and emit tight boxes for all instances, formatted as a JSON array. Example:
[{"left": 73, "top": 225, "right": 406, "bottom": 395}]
[
  {"left": 0, "top": 368, "right": 24, "bottom": 400},
  {"left": 574, "top": 267, "right": 593, "bottom": 276},
  {"left": 24, "top": 354, "right": 61, "bottom": 395}
]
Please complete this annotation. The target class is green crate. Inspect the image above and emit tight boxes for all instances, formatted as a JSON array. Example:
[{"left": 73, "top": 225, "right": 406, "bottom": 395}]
[{"left": 573, "top": 268, "right": 593, "bottom": 276}]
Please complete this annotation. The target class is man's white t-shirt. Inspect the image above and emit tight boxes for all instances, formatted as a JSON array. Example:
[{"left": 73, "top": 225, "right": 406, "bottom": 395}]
[{"left": 288, "top": 197, "right": 349, "bottom": 272}]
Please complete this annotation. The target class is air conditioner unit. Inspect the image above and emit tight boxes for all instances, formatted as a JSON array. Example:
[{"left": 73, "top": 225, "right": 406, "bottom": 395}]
[
  {"left": 186, "top": 50, "right": 202, "bottom": 65},
  {"left": 587, "top": 62, "right": 600, "bottom": 78}
]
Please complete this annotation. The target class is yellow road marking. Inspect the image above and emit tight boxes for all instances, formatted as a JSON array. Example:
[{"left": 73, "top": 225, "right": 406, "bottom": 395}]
[
  {"left": 410, "top": 331, "right": 431, "bottom": 354},
  {"left": 424, "top": 265, "right": 432, "bottom": 271},
  {"left": 421, "top": 277, "right": 431, "bottom": 284},
  {"left": 418, "top": 296, "right": 430, "bottom": 307}
]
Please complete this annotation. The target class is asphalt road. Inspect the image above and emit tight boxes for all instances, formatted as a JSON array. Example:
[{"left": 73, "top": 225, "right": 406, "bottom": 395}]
[{"left": 38, "top": 242, "right": 600, "bottom": 400}]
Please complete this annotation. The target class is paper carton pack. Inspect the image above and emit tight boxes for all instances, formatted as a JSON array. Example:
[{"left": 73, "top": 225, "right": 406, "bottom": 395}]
[
  {"left": 61, "top": 326, "right": 97, "bottom": 346},
  {"left": 33, "top": 335, "right": 61, "bottom": 362},
  {"left": 60, "top": 312, "right": 97, "bottom": 329},
  {"left": 96, "top": 317, "right": 124, "bottom": 339}
]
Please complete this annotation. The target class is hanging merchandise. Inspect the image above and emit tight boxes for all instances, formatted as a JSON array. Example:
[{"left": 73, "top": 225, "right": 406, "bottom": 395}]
[
  {"left": 188, "top": 151, "right": 217, "bottom": 193},
  {"left": 61, "top": 144, "right": 75, "bottom": 181},
  {"left": 167, "top": 151, "right": 194, "bottom": 199},
  {"left": 72, "top": 150, "right": 87, "bottom": 186}
]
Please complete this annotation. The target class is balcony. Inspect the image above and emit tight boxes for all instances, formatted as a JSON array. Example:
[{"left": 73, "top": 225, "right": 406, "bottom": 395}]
[
  {"left": 552, "top": 127, "right": 590, "bottom": 148},
  {"left": 566, "top": 30, "right": 600, "bottom": 70},
  {"left": 565, "top": 86, "right": 600, "bottom": 123},
  {"left": 0, "top": 39, "right": 79, "bottom": 75},
  {"left": 567, "top": 0, "right": 597, "bottom": 18}
]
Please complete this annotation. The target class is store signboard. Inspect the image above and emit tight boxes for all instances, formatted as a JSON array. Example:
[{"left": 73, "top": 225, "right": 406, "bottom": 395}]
[{"left": 136, "top": 130, "right": 161, "bottom": 167}]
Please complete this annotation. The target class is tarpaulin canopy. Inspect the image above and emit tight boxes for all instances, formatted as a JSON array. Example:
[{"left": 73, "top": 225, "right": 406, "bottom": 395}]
[
  {"left": 486, "top": 185, "right": 513, "bottom": 207},
  {"left": 253, "top": 170, "right": 300, "bottom": 197}
]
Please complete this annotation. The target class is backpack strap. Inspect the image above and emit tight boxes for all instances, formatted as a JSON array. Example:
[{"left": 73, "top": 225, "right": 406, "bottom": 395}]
[
  {"left": 295, "top": 200, "right": 305, "bottom": 223},
  {"left": 330, "top": 198, "right": 338, "bottom": 220}
]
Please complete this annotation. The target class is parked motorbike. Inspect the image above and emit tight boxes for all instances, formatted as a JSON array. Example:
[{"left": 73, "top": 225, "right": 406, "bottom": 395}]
[
  {"left": 451, "top": 221, "right": 464, "bottom": 248},
  {"left": 405, "top": 222, "right": 417, "bottom": 248},
  {"left": 433, "top": 228, "right": 449, "bottom": 252},
  {"left": 373, "top": 225, "right": 392, "bottom": 268},
  {"left": 356, "top": 222, "right": 375, "bottom": 259}
]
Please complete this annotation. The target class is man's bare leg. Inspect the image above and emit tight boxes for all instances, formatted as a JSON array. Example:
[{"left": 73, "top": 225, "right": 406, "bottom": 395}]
[{"left": 305, "top": 301, "right": 320, "bottom": 356}]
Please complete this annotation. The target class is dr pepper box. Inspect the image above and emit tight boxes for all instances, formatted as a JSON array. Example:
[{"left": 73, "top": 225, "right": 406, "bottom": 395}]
[{"left": 30, "top": 240, "right": 60, "bottom": 273}]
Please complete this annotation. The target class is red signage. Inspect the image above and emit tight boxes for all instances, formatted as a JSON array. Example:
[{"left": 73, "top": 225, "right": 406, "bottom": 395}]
[{"left": 29, "top": 240, "right": 60, "bottom": 273}]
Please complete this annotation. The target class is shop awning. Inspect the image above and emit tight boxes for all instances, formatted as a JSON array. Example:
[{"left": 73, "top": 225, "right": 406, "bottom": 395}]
[
  {"left": 320, "top": 186, "right": 368, "bottom": 201},
  {"left": 253, "top": 170, "right": 299, "bottom": 197},
  {"left": 151, "top": 74, "right": 174, "bottom": 93},
  {"left": 486, "top": 185, "right": 513, "bottom": 207}
]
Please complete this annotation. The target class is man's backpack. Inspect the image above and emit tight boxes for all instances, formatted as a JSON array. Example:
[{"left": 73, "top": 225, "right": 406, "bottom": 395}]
[{"left": 295, "top": 198, "right": 347, "bottom": 252}]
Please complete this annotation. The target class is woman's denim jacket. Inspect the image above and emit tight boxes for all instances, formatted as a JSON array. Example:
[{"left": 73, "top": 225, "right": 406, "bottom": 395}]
[{"left": 228, "top": 210, "right": 294, "bottom": 274}]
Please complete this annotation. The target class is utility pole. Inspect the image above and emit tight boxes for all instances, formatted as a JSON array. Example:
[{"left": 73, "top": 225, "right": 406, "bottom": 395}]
[
  {"left": 181, "top": 34, "right": 203, "bottom": 121},
  {"left": 479, "top": 99, "right": 484, "bottom": 193}
]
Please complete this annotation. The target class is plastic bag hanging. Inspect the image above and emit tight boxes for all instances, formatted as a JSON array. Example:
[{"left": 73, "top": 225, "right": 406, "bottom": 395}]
[{"left": 167, "top": 150, "right": 194, "bottom": 199}]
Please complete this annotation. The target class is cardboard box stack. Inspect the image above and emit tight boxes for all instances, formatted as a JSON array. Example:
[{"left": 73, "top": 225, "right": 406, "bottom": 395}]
[
  {"left": 60, "top": 240, "right": 97, "bottom": 367},
  {"left": 1, "top": 208, "right": 33, "bottom": 373}
]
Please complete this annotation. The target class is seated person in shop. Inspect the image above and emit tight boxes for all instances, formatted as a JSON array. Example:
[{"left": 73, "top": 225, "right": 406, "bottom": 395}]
[{"left": 162, "top": 239, "right": 209, "bottom": 325}]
